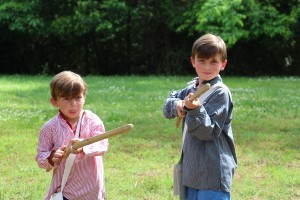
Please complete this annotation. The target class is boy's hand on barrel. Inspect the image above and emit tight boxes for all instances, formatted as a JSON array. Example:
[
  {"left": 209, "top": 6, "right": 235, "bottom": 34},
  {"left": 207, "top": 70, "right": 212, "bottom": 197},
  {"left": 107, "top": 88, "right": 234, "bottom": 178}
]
[
  {"left": 176, "top": 100, "right": 186, "bottom": 117},
  {"left": 184, "top": 93, "right": 201, "bottom": 110},
  {"left": 69, "top": 138, "right": 83, "bottom": 154}
]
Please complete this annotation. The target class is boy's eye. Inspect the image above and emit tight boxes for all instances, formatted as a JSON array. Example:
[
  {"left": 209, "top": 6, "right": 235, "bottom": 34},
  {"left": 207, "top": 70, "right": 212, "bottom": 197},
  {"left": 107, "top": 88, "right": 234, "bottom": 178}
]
[{"left": 211, "top": 59, "right": 219, "bottom": 64}]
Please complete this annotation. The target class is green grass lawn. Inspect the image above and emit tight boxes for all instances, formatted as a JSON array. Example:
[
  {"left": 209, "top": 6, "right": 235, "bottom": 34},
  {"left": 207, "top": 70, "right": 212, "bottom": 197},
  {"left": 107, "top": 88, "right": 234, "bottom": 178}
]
[{"left": 0, "top": 75, "right": 299, "bottom": 200}]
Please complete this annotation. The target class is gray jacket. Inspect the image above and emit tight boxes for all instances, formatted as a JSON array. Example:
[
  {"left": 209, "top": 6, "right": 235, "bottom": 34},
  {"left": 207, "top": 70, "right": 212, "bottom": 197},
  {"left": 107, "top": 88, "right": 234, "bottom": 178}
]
[{"left": 163, "top": 75, "right": 237, "bottom": 193}]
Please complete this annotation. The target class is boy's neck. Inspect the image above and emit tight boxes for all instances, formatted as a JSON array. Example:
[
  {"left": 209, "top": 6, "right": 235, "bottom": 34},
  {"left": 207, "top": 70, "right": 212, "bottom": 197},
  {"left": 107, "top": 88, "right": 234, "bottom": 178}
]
[
  {"left": 197, "top": 75, "right": 220, "bottom": 87},
  {"left": 59, "top": 110, "right": 83, "bottom": 131}
]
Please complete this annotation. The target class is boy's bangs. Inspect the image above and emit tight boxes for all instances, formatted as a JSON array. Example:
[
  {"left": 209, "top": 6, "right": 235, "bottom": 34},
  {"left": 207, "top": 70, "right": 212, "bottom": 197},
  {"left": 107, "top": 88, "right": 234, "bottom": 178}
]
[
  {"left": 58, "top": 81, "right": 85, "bottom": 98},
  {"left": 197, "top": 45, "right": 219, "bottom": 59}
]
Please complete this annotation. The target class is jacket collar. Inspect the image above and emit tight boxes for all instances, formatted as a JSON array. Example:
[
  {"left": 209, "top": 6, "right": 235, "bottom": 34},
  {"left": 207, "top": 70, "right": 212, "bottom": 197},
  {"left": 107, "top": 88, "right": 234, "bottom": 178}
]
[{"left": 190, "top": 75, "right": 222, "bottom": 90}]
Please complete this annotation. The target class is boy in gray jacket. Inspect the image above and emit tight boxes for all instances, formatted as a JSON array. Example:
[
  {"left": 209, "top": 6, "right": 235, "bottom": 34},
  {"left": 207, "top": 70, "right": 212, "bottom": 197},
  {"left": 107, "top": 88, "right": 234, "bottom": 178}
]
[{"left": 163, "top": 33, "right": 237, "bottom": 200}]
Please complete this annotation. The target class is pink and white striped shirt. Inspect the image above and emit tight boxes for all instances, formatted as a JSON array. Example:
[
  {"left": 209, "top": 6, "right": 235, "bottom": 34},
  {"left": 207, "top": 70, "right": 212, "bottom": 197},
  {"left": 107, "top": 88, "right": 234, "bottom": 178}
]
[{"left": 35, "top": 110, "right": 109, "bottom": 200}]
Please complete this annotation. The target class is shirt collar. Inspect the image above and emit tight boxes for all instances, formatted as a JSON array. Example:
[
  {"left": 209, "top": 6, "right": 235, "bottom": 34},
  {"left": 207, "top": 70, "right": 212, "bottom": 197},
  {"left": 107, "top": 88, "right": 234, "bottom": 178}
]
[
  {"left": 58, "top": 110, "right": 85, "bottom": 133},
  {"left": 190, "top": 75, "right": 222, "bottom": 89}
]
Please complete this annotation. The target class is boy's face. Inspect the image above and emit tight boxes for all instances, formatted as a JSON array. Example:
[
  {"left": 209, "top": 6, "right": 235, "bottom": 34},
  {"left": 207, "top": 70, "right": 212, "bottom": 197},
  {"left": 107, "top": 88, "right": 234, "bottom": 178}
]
[
  {"left": 50, "top": 92, "right": 85, "bottom": 124},
  {"left": 191, "top": 54, "right": 227, "bottom": 82}
]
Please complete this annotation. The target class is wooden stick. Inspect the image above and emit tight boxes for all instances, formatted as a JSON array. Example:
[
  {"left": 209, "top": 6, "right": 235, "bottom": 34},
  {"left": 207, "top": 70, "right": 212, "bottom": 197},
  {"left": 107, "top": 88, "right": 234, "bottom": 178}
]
[
  {"left": 175, "top": 83, "right": 210, "bottom": 128},
  {"left": 64, "top": 124, "right": 134, "bottom": 158}
]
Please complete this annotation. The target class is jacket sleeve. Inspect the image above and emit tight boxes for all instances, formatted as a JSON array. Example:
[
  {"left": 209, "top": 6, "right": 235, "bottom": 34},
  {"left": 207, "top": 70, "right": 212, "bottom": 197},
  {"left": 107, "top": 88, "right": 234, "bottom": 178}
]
[
  {"left": 185, "top": 88, "right": 232, "bottom": 141},
  {"left": 163, "top": 88, "right": 189, "bottom": 119}
]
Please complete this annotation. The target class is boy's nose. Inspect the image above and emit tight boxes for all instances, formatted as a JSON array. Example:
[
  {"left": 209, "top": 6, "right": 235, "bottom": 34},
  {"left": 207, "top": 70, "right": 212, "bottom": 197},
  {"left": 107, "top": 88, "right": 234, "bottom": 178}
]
[
  {"left": 202, "top": 63, "right": 209, "bottom": 69},
  {"left": 70, "top": 99, "right": 76, "bottom": 105}
]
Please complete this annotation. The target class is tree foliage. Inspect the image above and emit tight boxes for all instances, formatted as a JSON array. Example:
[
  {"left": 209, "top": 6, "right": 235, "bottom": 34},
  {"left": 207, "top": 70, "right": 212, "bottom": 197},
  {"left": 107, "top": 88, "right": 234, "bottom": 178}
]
[{"left": 0, "top": 0, "right": 299, "bottom": 75}]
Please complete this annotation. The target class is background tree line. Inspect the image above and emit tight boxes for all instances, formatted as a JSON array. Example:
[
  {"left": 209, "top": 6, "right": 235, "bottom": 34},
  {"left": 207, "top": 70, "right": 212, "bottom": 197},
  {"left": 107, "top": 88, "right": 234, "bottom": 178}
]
[{"left": 0, "top": 0, "right": 299, "bottom": 76}]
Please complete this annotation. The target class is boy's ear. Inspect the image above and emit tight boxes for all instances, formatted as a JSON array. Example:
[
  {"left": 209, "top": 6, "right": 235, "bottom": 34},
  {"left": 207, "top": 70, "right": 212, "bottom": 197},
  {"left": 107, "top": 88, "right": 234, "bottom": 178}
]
[
  {"left": 190, "top": 57, "right": 196, "bottom": 68},
  {"left": 50, "top": 98, "right": 58, "bottom": 107},
  {"left": 221, "top": 59, "right": 227, "bottom": 71}
]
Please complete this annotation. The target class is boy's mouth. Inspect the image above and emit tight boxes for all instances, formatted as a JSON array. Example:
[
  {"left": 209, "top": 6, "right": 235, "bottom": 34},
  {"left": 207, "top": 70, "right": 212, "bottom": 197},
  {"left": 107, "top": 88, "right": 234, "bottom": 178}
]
[{"left": 69, "top": 110, "right": 77, "bottom": 115}]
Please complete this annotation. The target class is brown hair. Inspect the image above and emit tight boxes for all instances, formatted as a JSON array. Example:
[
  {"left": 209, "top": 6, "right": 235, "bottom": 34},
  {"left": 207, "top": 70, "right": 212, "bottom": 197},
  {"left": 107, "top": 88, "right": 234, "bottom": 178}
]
[
  {"left": 50, "top": 71, "right": 88, "bottom": 100},
  {"left": 191, "top": 33, "right": 227, "bottom": 61}
]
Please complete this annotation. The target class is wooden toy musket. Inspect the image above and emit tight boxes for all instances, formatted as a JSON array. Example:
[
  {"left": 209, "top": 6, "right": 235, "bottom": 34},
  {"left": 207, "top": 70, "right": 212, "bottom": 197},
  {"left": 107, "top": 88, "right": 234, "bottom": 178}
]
[{"left": 64, "top": 124, "right": 134, "bottom": 158}]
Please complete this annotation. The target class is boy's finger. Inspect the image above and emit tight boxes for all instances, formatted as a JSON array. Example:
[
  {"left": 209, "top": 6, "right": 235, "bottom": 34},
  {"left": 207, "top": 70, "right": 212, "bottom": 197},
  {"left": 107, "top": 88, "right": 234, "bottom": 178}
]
[{"left": 52, "top": 157, "right": 60, "bottom": 164}]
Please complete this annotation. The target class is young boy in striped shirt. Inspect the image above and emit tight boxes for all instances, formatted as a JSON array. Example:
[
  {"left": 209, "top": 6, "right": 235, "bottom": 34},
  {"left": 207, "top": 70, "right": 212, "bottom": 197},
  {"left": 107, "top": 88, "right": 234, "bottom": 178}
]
[{"left": 36, "top": 71, "right": 108, "bottom": 200}]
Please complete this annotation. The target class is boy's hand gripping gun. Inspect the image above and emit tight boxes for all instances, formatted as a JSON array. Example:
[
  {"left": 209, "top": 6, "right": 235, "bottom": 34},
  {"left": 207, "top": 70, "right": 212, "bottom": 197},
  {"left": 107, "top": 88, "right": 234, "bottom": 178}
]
[{"left": 176, "top": 83, "right": 210, "bottom": 128}]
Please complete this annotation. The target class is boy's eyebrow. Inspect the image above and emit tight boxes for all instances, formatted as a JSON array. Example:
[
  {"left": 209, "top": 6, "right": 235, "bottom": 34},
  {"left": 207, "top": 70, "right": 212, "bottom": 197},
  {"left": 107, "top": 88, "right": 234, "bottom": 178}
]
[{"left": 197, "top": 55, "right": 220, "bottom": 60}]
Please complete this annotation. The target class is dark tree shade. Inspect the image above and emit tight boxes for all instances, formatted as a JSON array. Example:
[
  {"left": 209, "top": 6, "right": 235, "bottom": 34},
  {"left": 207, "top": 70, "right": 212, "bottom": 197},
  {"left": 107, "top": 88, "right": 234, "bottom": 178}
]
[{"left": 0, "top": 0, "right": 299, "bottom": 76}]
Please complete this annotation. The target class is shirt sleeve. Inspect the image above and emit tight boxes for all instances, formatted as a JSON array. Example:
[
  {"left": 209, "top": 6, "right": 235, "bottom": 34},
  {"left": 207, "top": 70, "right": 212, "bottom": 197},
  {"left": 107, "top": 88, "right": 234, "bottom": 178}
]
[
  {"left": 35, "top": 126, "right": 54, "bottom": 171},
  {"left": 82, "top": 134, "right": 108, "bottom": 156},
  {"left": 185, "top": 88, "right": 232, "bottom": 141},
  {"left": 82, "top": 115, "right": 109, "bottom": 157}
]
